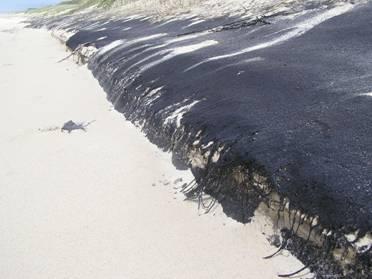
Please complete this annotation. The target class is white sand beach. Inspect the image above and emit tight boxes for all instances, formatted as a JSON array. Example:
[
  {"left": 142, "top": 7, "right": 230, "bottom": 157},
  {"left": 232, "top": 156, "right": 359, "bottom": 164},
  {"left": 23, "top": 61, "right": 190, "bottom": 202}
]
[{"left": 0, "top": 15, "right": 310, "bottom": 279}]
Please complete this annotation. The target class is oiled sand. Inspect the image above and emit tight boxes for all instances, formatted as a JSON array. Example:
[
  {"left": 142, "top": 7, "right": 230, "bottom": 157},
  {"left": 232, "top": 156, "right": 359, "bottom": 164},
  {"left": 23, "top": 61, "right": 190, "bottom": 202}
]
[{"left": 0, "top": 15, "right": 310, "bottom": 279}]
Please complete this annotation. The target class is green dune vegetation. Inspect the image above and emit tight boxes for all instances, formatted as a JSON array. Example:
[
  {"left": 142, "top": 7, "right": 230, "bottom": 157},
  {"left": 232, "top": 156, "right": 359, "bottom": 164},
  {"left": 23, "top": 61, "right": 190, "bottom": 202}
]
[
  {"left": 28, "top": 0, "right": 354, "bottom": 19},
  {"left": 28, "top": 0, "right": 356, "bottom": 23},
  {"left": 27, "top": 0, "right": 202, "bottom": 17},
  {"left": 27, "top": 0, "right": 116, "bottom": 15}
]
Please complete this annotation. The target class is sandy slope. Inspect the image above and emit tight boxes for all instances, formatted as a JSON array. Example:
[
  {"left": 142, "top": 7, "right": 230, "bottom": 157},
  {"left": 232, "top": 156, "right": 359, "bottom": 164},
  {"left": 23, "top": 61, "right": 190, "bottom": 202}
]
[{"left": 0, "top": 15, "right": 309, "bottom": 279}]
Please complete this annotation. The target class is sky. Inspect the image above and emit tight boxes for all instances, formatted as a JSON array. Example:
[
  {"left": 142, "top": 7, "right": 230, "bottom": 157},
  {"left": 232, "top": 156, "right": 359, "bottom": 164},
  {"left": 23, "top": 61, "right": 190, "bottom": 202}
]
[{"left": 0, "top": 0, "right": 61, "bottom": 12}]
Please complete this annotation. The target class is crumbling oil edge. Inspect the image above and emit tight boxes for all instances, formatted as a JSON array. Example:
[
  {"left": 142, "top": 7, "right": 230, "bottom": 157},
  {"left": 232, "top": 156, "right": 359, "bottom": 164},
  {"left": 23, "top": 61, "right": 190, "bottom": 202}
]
[{"left": 57, "top": 31, "right": 371, "bottom": 278}]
